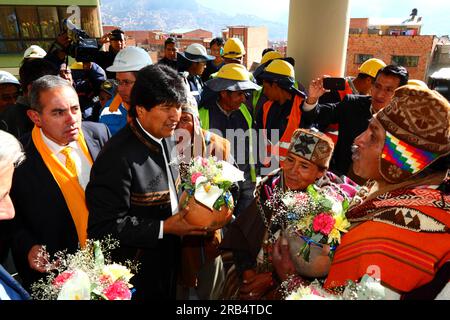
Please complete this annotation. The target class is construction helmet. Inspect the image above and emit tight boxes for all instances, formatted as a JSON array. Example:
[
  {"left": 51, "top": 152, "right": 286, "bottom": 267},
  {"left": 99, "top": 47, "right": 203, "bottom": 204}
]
[
  {"left": 358, "top": 58, "right": 386, "bottom": 78},
  {"left": 23, "top": 45, "right": 47, "bottom": 59},
  {"left": 206, "top": 63, "right": 261, "bottom": 92},
  {"left": 107, "top": 46, "right": 153, "bottom": 73},
  {"left": 69, "top": 61, "right": 84, "bottom": 70},
  {"left": 222, "top": 38, "right": 246, "bottom": 59},
  {"left": 264, "top": 59, "right": 295, "bottom": 78},
  {"left": 0, "top": 71, "right": 20, "bottom": 86},
  {"left": 407, "top": 79, "right": 428, "bottom": 88},
  {"left": 260, "top": 51, "right": 283, "bottom": 65}
]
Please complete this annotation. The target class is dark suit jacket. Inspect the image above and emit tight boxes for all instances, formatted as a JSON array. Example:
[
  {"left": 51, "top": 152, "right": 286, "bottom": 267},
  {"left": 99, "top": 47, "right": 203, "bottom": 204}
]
[
  {"left": 10, "top": 122, "right": 110, "bottom": 290},
  {"left": 86, "top": 120, "right": 181, "bottom": 300},
  {"left": 303, "top": 95, "right": 372, "bottom": 176}
]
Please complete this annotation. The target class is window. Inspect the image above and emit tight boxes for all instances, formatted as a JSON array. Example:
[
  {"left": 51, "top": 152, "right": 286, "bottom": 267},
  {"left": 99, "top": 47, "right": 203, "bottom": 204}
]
[
  {"left": 0, "top": 5, "right": 101, "bottom": 54},
  {"left": 392, "top": 56, "right": 419, "bottom": 67},
  {"left": 16, "top": 6, "right": 41, "bottom": 39},
  {"left": 355, "top": 54, "right": 373, "bottom": 64},
  {"left": 38, "top": 7, "right": 60, "bottom": 38},
  {"left": 0, "top": 7, "right": 19, "bottom": 39},
  {"left": 349, "top": 28, "right": 362, "bottom": 35}
]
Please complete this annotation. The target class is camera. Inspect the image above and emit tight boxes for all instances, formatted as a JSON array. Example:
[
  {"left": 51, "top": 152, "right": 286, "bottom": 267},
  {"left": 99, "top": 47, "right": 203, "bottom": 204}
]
[
  {"left": 323, "top": 77, "right": 346, "bottom": 91},
  {"left": 64, "top": 19, "right": 99, "bottom": 62}
]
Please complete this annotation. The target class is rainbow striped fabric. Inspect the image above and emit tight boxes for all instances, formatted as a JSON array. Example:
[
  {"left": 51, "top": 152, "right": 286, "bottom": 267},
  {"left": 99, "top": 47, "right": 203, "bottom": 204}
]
[{"left": 382, "top": 131, "right": 439, "bottom": 174}]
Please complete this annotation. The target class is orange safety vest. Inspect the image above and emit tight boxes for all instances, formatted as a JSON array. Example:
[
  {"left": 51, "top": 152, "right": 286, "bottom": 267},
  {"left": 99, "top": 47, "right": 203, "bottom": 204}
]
[
  {"left": 262, "top": 95, "right": 304, "bottom": 166},
  {"left": 325, "top": 80, "right": 354, "bottom": 144}
]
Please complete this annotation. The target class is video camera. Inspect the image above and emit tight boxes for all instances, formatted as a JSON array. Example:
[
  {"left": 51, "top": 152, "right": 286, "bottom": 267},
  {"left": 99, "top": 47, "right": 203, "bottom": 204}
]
[{"left": 64, "top": 19, "right": 98, "bottom": 63}]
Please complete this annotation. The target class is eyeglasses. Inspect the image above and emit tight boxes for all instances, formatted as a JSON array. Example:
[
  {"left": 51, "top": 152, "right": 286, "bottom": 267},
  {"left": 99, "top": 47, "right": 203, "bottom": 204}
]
[{"left": 115, "top": 79, "right": 135, "bottom": 87}]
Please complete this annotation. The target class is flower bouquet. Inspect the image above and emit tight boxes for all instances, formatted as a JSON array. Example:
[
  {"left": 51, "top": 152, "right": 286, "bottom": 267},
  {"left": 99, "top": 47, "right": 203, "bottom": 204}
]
[
  {"left": 180, "top": 156, "right": 245, "bottom": 230},
  {"left": 284, "top": 275, "right": 387, "bottom": 300},
  {"left": 31, "top": 238, "right": 137, "bottom": 300},
  {"left": 266, "top": 184, "right": 351, "bottom": 278}
]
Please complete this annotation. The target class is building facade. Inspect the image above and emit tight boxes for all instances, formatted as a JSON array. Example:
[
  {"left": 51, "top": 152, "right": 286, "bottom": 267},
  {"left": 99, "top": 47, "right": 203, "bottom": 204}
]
[
  {"left": 224, "top": 26, "right": 268, "bottom": 69},
  {"left": 0, "top": 0, "right": 102, "bottom": 73},
  {"left": 346, "top": 16, "right": 438, "bottom": 81}
]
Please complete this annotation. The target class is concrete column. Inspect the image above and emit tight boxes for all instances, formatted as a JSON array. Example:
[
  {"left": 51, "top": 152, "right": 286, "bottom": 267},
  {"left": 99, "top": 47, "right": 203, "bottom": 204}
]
[{"left": 287, "top": 0, "right": 351, "bottom": 86}]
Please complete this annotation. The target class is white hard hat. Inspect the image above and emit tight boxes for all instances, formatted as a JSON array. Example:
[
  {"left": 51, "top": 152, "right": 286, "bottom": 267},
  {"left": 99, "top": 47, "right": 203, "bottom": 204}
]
[
  {"left": 23, "top": 45, "right": 47, "bottom": 59},
  {"left": 107, "top": 47, "right": 153, "bottom": 73},
  {"left": 178, "top": 43, "right": 214, "bottom": 62},
  {"left": 0, "top": 71, "right": 20, "bottom": 86}
]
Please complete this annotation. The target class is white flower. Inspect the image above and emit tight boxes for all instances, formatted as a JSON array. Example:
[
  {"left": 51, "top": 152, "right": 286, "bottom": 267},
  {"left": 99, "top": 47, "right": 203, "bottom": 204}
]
[{"left": 57, "top": 270, "right": 91, "bottom": 300}]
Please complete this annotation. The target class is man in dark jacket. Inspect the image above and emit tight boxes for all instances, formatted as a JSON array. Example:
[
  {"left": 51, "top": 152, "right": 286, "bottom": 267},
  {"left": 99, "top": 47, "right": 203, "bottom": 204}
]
[
  {"left": 86, "top": 65, "right": 207, "bottom": 300},
  {"left": 95, "top": 29, "right": 127, "bottom": 79},
  {"left": 10, "top": 76, "right": 110, "bottom": 290},
  {"left": 303, "top": 65, "right": 409, "bottom": 178},
  {"left": 158, "top": 37, "right": 178, "bottom": 70}
]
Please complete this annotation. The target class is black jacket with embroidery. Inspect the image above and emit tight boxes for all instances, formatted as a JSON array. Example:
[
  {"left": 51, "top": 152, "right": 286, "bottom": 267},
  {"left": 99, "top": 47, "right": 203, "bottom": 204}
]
[{"left": 86, "top": 120, "right": 181, "bottom": 300}]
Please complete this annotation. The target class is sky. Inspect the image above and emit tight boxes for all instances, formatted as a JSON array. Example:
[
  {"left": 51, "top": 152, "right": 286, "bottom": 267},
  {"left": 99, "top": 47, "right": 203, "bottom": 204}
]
[{"left": 197, "top": 0, "right": 450, "bottom": 36}]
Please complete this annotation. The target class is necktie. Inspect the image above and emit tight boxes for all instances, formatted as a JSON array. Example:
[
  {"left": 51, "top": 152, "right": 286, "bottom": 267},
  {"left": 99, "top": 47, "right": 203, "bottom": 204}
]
[{"left": 60, "top": 146, "right": 78, "bottom": 177}]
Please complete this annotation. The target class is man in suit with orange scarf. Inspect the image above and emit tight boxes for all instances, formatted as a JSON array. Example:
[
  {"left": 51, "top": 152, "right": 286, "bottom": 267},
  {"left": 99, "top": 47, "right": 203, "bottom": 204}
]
[{"left": 9, "top": 75, "right": 110, "bottom": 290}]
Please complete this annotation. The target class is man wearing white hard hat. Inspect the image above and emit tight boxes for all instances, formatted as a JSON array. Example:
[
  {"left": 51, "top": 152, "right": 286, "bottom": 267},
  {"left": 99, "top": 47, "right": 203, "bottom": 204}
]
[
  {"left": 0, "top": 71, "right": 20, "bottom": 113},
  {"left": 23, "top": 45, "right": 47, "bottom": 61},
  {"left": 99, "top": 46, "right": 152, "bottom": 135},
  {"left": 177, "top": 43, "right": 215, "bottom": 104}
]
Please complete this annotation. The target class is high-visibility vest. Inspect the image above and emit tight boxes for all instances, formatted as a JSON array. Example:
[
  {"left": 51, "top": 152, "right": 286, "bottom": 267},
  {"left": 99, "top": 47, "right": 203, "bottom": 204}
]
[
  {"left": 199, "top": 104, "right": 257, "bottom": 183},
  {"left": 262, "top": 95, "right": 304, "bottom": 166}
]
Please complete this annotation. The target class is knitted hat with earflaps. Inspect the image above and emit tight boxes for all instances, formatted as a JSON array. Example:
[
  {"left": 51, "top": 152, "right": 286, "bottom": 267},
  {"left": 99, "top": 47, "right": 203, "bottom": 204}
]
[{"left": 375, "top": 85, "right": 450, "bottom": 184}]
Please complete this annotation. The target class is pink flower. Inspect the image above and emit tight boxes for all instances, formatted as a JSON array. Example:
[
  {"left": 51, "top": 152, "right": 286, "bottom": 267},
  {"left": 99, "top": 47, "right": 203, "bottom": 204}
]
[
  {"left": 103, "top": 281, "right": 132, "bottom": 300},
  {"left": 52, "top": 271, "right": 74, "bottom": 288},
  {"left": 294, "top": 193, "right": 310, "bottom": 204},
  {"left": 191, "top": 172, "right": 204, "bottom": 185},
  {"left": 313, "top": 213, "right": 336, "bottom": 236},
  {"left": 201, "top": 158, "right": 209, "bottom": 166}
]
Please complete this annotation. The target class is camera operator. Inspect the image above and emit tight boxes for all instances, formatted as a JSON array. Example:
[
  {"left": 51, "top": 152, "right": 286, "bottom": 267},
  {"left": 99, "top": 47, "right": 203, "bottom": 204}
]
[{"left": 96, "top": 29, "right": 127, "bottom": 79}]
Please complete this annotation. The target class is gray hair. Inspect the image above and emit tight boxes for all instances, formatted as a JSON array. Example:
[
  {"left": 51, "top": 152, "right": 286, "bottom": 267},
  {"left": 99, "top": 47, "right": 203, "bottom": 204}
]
[
  {"left": 30, "top": 75, "right": 77, "bottom": 112},
  {"left": 0, "top": 130, "right": 25, "bottom": 170}
]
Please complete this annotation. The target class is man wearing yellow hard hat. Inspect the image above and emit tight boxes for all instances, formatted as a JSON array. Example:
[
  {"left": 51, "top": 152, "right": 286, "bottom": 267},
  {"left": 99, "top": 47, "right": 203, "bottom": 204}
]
[
  {"left": 256, "top": 59, "right": 309, "bottom": 168},
  {"left": 199, "top": 63, "right": 261, "bottom": 218},
  {"left": 222, "top": 38, "right": 246, "bottom": 65}
]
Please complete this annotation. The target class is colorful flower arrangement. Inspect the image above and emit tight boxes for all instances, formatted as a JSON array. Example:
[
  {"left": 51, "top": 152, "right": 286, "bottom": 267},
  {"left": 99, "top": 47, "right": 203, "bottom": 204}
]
[
  {"left": 266, "top": 184, "right": 351, "bottom": 262},
  {"left": 31, "top": 238, "right": 137, "bottom": 300},
  {"left": 284, "top": 275, "right": 387, "bottom": 300},
  {"left": 180, "top": 156, "right": 244, "bottom": 211}
]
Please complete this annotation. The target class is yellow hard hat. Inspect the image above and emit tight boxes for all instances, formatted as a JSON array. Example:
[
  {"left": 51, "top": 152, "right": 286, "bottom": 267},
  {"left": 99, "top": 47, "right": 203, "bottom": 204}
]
[
  {"left": 70, "top": 61, "right": 83, "bottom": 70},
  {"left": 264, "top": 59, "right": 295, "bottom": 78},
  {"left": 217, "top": 63, "right": 250, "bottom": 81},
  {"left": 358, "top": 58, "right": 386, "bottom": 78},
  {"left": 206, "top": 63, "right": 261, "bottom": 92},
  {"left": 222, "top": 38, "right": 246, "bottom": 59},
  {"left": 260, "top": 51, "right": 283, "bottom": 65},
  {"left": 407, "top": 79, "right": 428, "bottom": 88}
]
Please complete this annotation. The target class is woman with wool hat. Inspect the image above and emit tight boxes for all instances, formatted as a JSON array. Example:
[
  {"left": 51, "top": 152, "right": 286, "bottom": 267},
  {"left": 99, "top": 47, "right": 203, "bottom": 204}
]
[
  {"left": 273, "top": 85, "right": 450, "bottom": 300},
  {"left": 174, "top": 99, "right": 233, "bottom": 300},
  {"left": 220, "top": 128, "right": 358, "bottom": 300}
]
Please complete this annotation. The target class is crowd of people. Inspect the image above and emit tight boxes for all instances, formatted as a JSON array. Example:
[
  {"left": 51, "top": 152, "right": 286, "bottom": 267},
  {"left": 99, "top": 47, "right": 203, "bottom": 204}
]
[{"left": 0, "top": 27, "right": 448, "bottom": 301}]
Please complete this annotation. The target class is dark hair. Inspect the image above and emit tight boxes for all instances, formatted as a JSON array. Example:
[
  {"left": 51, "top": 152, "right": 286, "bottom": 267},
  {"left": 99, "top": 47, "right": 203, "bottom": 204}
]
[
  {"left": 262, "top": 48, "right": 275, "bottom": 57},
  {"left": 30, "top": 75, "right": 76, "bottom": 112},
  {"left": 129, "top": 64, "right": 188, "bottom": 118},
  {"left": 19, "top": 59, "right": 59, "bottom": 93},
  {"left": 110, "top": 29, "right": 125, "bottom": 41},
  {"left": 210, "top": 37, "right": 225, "bottom": 48},
  {"left": 357, "top": 73, "right": 373, "bottom": 80},
  {"left": 165, "top": 37, "right": 177, "bottom": 48},
  {"left": 376, "top": 65, "right": 409, "bottom": 86}
]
